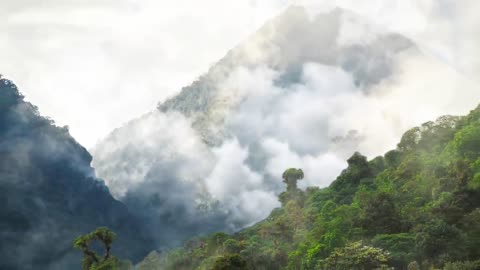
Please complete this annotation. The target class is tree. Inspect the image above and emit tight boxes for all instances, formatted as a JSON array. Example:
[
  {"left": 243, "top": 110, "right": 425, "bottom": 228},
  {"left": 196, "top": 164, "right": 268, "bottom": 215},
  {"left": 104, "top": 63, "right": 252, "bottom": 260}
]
[
  {"left": 223, "top": 239, "right": 243, "bottom": 254},
  {"left": 282, "top": 168, "right": 304, "bottom": 191},
  {"left": 407, "top": 261, "right": 419, "bottom": 270},
  {"left": 398, "top": 127, "right": 421, "bottom": 152},
  {"left": 372, "top": 233, "right": 416, "bottom": 269},
  {"left": 280, "top": 168, "right": 306, "bottom": 206},
  {"left": 330, "top": 152, "right": 373, "bottom": 204},
  {"left": 320, "top": 241, "right": 390, "bottom": 270},
  {"left": 74, "top": 227, "right": 120, "bottom": 270},
  {"left": 415, "top": 219, "right": 463, "bottom": 263},
  {"left": 450, "top": 123, "right": 480, "bottom": 158},
  {"left": 212, "top": 254, "right": 248, "bottom": 270},
  {"left": 357, "top": 192, "right": 402, "bottom": 235}
]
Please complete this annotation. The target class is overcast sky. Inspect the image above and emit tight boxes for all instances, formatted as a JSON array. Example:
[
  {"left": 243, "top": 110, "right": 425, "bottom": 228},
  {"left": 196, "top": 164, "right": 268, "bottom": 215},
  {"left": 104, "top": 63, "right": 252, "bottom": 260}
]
[{"left": 2, "top": 0, "right": 479, "bottom": 148}]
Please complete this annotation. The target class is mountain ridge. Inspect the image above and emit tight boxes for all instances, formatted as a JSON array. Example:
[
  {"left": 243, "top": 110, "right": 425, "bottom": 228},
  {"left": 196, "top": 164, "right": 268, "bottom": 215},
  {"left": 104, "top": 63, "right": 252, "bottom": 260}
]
[{"left": 0, "top": 77, "right": 153, "bottom": 269}]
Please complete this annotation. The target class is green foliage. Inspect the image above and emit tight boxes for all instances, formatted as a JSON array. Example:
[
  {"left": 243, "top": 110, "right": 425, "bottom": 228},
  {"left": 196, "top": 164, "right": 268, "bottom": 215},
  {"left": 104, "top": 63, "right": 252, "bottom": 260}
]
[
  {"left": 74, "top": 227, "right": 122, "bottom": 270},
  {"left": 212, "top": 254, "right": 248, "bottom": 270},
  {"left": 279, "top": 188, "right": 306, "bottom": 206},
  {"left": 319, "top": 241, "right": 390, "bottom": 270},
  {"left": 356, "top": 191, "right": 403, "bottom": 235},
  {"left": 142, "top": 108, "right": 480, "bottom": 270},
  {"left": 224, "top": 239, "right": 243, "bottom": 254},
  {"left": 407, "top": 261, "right": 420, "bottom": 270},
  {"left": 451, "top": 124, "right": 480, "bottom": 158},
  {"left": 443, "top": 260, "right": 480, "bottom": 270},
  {"left": 282, "top": 168, "right": 305, "bottom": 191},
  {"left": 372, "top": 234, "right": 415, "bottom": 268},
  {"left": 330, "top": 152, "right": 373, "bottom": 204}
]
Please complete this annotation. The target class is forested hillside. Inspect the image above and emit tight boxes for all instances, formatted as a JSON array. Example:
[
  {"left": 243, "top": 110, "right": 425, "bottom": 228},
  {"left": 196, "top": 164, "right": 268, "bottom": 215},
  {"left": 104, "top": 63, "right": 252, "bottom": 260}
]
[
  {"left": 0, "top": 77, "right": 153, "bottom": 269},
  {"left": 138, "top": 105, "right": 480, "bottom": 270}
]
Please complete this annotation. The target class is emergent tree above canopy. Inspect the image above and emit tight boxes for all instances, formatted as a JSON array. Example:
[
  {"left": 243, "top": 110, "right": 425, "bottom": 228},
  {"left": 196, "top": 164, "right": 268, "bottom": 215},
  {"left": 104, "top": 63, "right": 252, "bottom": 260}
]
[{"left": 282, "top": 168, "right": 304, "bottom": 191}]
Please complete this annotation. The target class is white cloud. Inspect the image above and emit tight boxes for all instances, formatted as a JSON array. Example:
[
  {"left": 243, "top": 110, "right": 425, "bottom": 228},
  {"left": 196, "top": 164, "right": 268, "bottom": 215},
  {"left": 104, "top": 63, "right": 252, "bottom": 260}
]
[
  {"left": 261, "top": 138, "right": 346, "bottom": 188},
  {"left": 205, "top": 139, "right": 280, "bottom": 225},
  {"left": 93, "top": 111, "right": 214, "bottom": 197},
  {"left": 0, "top": 0, "right": 290, "bottom": 148},
  {"left": 214, "top": 46, "right": 480, "bottom": 191},
  {"left": 206, "top": 139, "right": 263, "bottom": 201},
  {"left": 299, "top": 0, "right": 480, "bottom": 79}
]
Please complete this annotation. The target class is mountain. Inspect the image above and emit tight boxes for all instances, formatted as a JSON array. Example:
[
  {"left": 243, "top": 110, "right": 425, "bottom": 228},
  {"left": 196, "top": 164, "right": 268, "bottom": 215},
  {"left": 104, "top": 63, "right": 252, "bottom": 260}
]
[
  {"left": 136, "top": 105, "right": 480, "bottom": 270},
  {"left": 92, "top": 5, "right": 479, "bottom": 250},
  {"left": 157, "top": 6, "right": 414, "bottom": 145},
  {"left": 0, "top": 77, "right": 153, "bottom": 270}
]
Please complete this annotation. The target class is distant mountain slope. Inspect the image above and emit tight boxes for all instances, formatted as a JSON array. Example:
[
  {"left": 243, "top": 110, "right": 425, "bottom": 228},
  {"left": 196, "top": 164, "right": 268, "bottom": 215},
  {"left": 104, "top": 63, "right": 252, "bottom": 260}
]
[
  {"left": 0, "top": 77, "right": 153, "bottom": 270},
  {"left": 157, "top": 6, "right": 414, "bottom": 145},
  {"left": 136, "top": 105, "right": 480, "bottom": 270},
  {"left": 93, "top": 5, "right": 480, "bottom": 251}
]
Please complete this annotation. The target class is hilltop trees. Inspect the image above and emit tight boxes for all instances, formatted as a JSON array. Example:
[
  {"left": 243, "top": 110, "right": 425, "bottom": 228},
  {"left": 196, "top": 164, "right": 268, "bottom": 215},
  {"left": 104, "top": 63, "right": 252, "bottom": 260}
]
[
  {"left": 320, "top": 241, "right": 390, "bottom": 270},
  {"left": 279, "top": 168, "right": 305, "bottom": 206},
  {"left": 212, "top": 254, "right": 248, "bottom": 270},
  {"left": 74, "top": 227, "right": 122, "bottom": 270}
]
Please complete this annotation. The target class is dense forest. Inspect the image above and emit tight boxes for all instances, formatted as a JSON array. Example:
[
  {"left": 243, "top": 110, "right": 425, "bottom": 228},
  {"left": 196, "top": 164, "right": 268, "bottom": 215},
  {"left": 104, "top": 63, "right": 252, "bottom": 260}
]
[{"left": 131, "top": 104, "right": 480, "bottom": 270}]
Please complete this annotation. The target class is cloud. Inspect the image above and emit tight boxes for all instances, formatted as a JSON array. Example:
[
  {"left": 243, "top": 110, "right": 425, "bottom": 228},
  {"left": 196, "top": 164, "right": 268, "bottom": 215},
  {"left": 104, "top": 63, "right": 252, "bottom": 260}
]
[
  {"left": 261, "top": 138, "right": 346, "bottom": 189},
  {"left": 93, "top": 111, "right": 214, "bottom": 198},
  {"left": 94, "top": 111, "right": 280, "bottom": 239},
  {"left": 205, "top": 139, "right": 280, "bottom": 226},
  {"left": 223, "top": 52, "right": 479, "bottom": 162},
  {"left": 299, "top": 0, "right": 480, "bottom": 79},
  {"left": 0, "top": 0, "right": 291, "bottom": 148}
]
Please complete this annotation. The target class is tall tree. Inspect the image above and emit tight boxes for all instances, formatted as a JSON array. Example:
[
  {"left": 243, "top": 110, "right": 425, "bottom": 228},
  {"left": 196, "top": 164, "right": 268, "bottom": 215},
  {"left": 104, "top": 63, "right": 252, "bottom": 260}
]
[
  {"left": 74, "top": 227, "right": 120, "bottom": 270},
  {"left": 282, "top": 168, "right": 304, "bottom": 191}
]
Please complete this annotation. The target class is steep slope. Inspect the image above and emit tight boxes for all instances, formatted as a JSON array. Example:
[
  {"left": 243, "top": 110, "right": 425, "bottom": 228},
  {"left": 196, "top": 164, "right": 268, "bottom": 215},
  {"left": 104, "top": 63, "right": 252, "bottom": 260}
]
[
  {"left": 137, "top": 105, "right": 480, "bottom": 270},
  {"left": 157, "top": 6, "right": 414, "bottom": 145},
  {"left": 0, "top": 77, "right": 153, "bottom": 270},
  {"left": 93, "top": 5, "right": 480, "bottom": 251}
]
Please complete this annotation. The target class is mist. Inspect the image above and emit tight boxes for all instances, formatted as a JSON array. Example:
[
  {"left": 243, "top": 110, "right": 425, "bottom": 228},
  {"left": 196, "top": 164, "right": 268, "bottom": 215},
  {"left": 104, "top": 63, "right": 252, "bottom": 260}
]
[{"left": 92, "top": 4, "right": 480, "bottom": 251}]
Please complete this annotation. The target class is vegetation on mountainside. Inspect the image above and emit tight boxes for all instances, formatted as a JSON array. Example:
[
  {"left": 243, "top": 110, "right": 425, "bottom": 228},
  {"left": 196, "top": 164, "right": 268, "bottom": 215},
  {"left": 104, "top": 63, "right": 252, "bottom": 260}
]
[
  {"left": 134, "top": 105, "right": 480, "bottom": 270},
  {"left": 84, "top": 106, "right": 480, "bottom": 269}
]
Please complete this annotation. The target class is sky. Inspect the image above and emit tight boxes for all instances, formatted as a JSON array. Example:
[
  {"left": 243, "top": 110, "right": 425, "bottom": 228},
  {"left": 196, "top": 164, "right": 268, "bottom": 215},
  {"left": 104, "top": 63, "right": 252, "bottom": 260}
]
[
  {"left": 2, "top": 0, "right": 480, "bottom": 148},
  {"left": 1, "top": 0, "right": 289, "bottom": 148}
]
